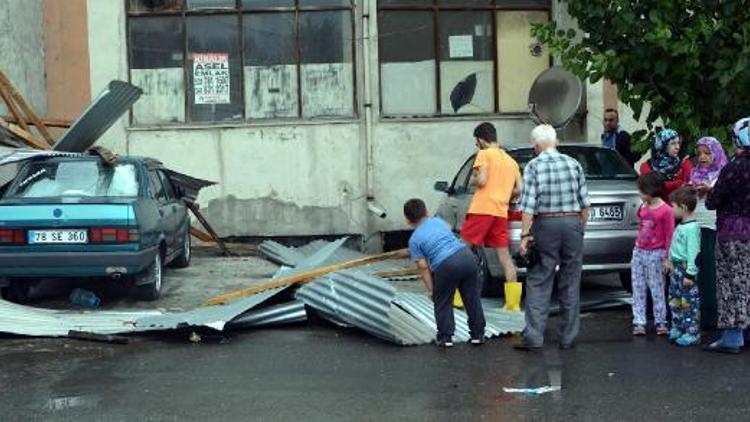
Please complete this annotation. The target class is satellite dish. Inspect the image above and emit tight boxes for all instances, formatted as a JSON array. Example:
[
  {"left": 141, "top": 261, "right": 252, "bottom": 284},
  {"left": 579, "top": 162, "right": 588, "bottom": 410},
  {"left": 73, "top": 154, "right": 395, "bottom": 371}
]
[{"left": 528, "top": 66, "right": 583, "bottom": 130}]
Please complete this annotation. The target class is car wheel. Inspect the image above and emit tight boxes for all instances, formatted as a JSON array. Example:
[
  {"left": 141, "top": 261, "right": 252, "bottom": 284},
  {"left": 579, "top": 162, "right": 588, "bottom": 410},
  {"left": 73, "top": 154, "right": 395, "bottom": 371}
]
[
  {"left": 171, "top": 226, "right": 191, "bottom": 269},
  {"left": 135, "top": 253, "right": 163, "bottom": 301},
  {"left": 619, "top": 271, "right": 632, "bottom": 293}
]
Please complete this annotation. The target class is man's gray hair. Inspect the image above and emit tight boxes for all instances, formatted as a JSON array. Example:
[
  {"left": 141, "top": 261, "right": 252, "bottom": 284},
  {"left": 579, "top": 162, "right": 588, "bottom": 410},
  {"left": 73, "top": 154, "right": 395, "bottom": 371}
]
[{"left": 531, "top": 124, "right": 557, "bottom": 146}]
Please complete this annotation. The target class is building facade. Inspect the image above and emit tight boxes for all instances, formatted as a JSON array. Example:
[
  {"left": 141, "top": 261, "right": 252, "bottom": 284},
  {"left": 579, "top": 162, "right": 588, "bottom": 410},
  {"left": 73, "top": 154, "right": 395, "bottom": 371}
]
[{"left": 4, "top": 0, "right": 628, "bottom": 249}]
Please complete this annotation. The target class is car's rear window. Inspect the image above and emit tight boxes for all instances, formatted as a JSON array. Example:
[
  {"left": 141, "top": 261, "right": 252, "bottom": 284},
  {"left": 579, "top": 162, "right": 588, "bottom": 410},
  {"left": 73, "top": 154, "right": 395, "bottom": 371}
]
[
  {"left": 5, "top": 160, "right": 139, "bottom": 198},
  {"left": 510, "top": 147, "right": 638, "bottom": 180}
]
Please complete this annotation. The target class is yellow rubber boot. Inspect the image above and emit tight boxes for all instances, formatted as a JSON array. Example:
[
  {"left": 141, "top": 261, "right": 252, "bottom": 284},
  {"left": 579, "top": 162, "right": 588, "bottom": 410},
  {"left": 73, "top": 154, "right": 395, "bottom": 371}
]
[
  {"left": 453, "top": 291, "right": 464, "bottom": 309},
  {"left": 502, "top": 282, "right": 523, "bottom": 312}
]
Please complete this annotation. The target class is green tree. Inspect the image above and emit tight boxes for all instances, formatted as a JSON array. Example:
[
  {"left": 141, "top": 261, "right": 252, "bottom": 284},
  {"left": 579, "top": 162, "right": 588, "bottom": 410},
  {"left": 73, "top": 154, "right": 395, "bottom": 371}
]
[{"left": 532, "top": 1, "right": 750, "bottom": 153}]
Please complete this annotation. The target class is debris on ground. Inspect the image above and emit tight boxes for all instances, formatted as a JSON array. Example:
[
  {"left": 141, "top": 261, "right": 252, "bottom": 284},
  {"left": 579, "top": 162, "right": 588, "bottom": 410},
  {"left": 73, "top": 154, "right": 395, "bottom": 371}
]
[
  {"left": 0, "top": 237, "right": 526, "bottom": 346},
  {"left": 502, "top": 386, "right": 561, "bottom": 395},
  {"left": 68, "top": 288, "right": 100, "bottom": 309}
]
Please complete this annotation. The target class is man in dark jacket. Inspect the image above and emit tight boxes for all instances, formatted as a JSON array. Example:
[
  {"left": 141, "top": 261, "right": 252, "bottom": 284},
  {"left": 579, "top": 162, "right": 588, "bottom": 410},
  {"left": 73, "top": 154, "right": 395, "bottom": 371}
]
[{"left": 602, "top": 108, "right": 637, "bottom": 167}]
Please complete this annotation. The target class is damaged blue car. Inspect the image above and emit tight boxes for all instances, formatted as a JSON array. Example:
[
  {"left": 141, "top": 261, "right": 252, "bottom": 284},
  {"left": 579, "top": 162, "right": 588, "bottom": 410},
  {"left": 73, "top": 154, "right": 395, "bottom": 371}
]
[{"left": 0, "top": 153, "right": 209, "bottom": 301}]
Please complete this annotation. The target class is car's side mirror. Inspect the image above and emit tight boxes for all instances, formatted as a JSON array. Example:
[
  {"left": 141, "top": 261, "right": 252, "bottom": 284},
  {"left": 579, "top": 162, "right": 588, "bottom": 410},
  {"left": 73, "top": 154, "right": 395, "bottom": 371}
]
[{"left": 434, "top": 181, "right": 450, "bottom": 193}]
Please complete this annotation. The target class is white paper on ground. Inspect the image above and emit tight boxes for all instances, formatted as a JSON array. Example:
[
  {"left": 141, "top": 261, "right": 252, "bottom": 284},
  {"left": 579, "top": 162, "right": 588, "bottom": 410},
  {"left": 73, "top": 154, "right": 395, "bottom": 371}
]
[{"left": 502, "top": 386, "right": 562, "bottom": 395}]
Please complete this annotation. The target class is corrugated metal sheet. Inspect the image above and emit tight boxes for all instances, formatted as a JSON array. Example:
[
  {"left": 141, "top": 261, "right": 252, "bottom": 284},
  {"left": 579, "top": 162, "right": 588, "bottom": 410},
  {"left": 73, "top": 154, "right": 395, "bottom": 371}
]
[
  {"left": 228, "top": 301, "right": 307, "bottom": 329},
  {"left": 0, "top": 149, "right": 81, "bottom": 166},
  {"left": 0, "top": 299, "right": 160, "bottom": 337},
  {"left": 393, "top": 293, "right": 525, "bottom": 342},
  {"left": 260, "top": 239, "right": 414, "bottom": 279},
  {"left": 0, "top": 238, "right": 347, "bottom": 337},
  {"left": 137, "top": 287, "right": 287, "bottom": 332},
  {"left": 53, "top": 81, "right": 143, "bottom": 153},
  {"left": 296, "top": 270, "right": 434, "bottom": 345}
]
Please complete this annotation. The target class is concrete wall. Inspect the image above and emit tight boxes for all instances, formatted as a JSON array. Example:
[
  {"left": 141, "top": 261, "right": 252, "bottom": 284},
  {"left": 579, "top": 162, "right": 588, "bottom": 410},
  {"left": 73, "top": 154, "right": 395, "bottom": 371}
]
[
  {"left": 0, "top": 0, "right": 46, "bottom": 117},
  {"left": 86, "top": 0, "right": 604, "bottom": 242}
]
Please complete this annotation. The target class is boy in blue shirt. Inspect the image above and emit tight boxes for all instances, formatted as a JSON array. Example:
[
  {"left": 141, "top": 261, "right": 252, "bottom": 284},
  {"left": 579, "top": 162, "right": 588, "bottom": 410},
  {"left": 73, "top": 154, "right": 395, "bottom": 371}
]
[{"left": 404, "top": 198, "right": 486, "bottom": 347}]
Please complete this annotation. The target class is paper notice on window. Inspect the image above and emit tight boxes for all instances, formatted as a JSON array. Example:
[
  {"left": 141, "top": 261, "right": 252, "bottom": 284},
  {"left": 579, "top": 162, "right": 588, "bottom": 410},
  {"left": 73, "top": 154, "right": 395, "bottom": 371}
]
[
  {"left": 193, "top": 53, "right": 230, "bottom": 104},
  {"left": 449, "top": 35, "right": 474, "bottom": 59}
]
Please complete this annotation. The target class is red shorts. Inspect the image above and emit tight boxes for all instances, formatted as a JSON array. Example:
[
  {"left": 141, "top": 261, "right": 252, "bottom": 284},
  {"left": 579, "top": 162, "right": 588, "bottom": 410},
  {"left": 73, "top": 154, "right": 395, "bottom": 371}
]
[{"left": 460, "top": 214, "right": 509, "bottom": 248}]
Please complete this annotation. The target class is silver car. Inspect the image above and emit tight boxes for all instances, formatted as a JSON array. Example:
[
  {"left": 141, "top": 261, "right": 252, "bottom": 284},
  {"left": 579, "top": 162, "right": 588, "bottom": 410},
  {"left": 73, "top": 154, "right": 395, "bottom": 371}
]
[{"left": 434, "top": 145, "right": 640, "bottom": 293}]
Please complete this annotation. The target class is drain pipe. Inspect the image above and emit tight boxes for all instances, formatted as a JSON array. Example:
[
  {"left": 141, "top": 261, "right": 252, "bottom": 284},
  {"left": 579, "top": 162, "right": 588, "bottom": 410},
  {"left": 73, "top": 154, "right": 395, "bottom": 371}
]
[
  {"left": 362, "top": 0, "right": 376, "bottom": 207},
  {"left": 361, "top": 0, "right": 387, "bottom": 250}
]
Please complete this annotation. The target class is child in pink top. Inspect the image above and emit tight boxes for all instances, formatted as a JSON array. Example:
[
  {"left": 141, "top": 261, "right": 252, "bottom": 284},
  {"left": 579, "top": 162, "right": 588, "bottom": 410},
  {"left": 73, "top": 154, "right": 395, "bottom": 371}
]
[{"left": 631, "top": 173, "right": 675, "bottom": 336}]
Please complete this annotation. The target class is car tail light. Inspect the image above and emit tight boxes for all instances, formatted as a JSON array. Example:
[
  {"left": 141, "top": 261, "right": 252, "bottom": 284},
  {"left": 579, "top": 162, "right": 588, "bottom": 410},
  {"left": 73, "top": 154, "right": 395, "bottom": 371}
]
[
  {"left": 90, "top": 228, "right": 140, "bottom": 244},
  {"left": 0, "top": 229, "right": 26, "bottom": 245}
]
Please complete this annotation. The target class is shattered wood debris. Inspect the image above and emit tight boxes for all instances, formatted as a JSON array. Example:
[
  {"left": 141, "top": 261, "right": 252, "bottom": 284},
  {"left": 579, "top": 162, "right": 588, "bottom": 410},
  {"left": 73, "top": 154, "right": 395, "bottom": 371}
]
[
  {"left": 186, "top": 202, "right": 234, "bottom": 257},
  {"left": 0, "top": 68, "right": 55, "bottom": 145},
  {"left": 190, "top": 226, "right": 214, "bottom": 243},
  {"left": 2, "top": 115, "right": 72, "bottom": 128},
  {"left": 0, "top": 117, "right": 49, "bottom": 150}
]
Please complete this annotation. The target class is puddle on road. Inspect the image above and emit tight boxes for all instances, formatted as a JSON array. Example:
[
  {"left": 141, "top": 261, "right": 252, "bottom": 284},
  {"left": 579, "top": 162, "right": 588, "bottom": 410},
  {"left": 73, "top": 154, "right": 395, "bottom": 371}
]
[
  {"left": 499, "top": 348, "right": 564, "bottom": 402},
  {"left": 44, "top": 395, "right": 100, "bottom": 411}
]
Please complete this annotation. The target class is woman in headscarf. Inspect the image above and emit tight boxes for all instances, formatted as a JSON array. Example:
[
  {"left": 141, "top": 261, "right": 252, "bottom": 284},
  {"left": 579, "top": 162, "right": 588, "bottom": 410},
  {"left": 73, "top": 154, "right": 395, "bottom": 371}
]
[
  {"left": 690, "top": 137, "right": 728, "bottom": 328},
  {"left": 704, "top": 117, "right": 750, "bottom": 353},
  {"left": 640, "top": 129, "right": 693, "bottom": 202}
]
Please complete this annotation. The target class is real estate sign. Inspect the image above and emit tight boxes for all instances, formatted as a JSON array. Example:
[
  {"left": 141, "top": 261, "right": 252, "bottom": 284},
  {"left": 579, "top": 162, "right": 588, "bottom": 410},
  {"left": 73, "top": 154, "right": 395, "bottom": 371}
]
[{"left": 193, "top": 53, "right": 230, "bottom": 104}]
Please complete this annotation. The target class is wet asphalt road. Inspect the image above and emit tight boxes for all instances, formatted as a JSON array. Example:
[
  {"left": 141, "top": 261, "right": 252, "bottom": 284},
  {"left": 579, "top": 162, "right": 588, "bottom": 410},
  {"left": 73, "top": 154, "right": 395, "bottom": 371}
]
[{"left": 3, "top": 307, "right": 750, "bottom": 421}]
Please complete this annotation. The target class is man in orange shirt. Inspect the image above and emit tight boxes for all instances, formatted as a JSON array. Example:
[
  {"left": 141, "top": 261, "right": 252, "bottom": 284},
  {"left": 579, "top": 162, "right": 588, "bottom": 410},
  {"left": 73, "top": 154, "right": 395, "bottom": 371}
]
[{"left": 460, "top": 123, "right": 523, "bottom": 311}]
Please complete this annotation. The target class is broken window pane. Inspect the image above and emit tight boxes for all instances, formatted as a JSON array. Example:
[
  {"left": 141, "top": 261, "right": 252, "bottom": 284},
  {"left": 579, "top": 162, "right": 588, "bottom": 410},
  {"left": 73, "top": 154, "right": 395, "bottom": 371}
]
[
  {"left": 243, "top": 13, "right": 299, "bottom": 119},
  {"left": 378, "top": 11, "right": 436, "bottom": 116},
  {"left": 242, "top": 0, "right": 294, "bottom": 8},
  {"left": 187, "top": 0, "right": 235, "bottom": 9},
  {"left": 438, "top": 11, "right": 494, "bottom": 114},
  {"left": 129, "top": 17, "right": 186, "bottom": 125},
  {"left": 128, "top": 0, "right": 183, "bottom": 12},
  {"left": 187, "top": 15, "right": 244, "bottom": 122},
  {"left": 299, "top": 11, "right": 354, "bottom": 118}
]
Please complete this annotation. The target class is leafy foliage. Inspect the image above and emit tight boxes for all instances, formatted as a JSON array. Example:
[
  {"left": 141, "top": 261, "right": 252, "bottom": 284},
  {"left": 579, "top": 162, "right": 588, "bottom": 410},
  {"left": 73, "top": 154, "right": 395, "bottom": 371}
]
[{"left": 532, "top": 1, "right": 750, "bottom": 153}]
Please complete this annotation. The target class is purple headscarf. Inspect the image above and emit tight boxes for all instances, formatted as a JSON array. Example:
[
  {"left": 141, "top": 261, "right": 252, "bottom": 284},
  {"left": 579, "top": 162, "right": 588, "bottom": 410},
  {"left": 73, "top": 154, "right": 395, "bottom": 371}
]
[{"left": 690, "top": 136, "right": 727, "bottom": 185}]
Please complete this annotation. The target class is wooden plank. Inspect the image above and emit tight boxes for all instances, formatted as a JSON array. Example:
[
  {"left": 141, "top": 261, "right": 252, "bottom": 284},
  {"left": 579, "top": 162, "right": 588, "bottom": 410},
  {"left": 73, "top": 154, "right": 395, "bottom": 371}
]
[
  {"left": 0, "top": 117, "right": 50, "bottom": 150},
  {"left": 0, "top": 68, "right": 55, "bottom": 145},
  {"left": 186, "top": 202, "right": 234, "bottom": 257},
  {"left": 2, "top": 115, "right": 73, "bottom": 128},
  {"left": 373, "top": 268, "right": 419, "bottom": 279},
  {"left": 190, "top": 226, "right": 214, "bottom": 243},
  {"left": 205, "top": 248, "right": 409, "bottom": 306},
  {"left": 0, "top": 85, "right": 28, "bottom": 132}
]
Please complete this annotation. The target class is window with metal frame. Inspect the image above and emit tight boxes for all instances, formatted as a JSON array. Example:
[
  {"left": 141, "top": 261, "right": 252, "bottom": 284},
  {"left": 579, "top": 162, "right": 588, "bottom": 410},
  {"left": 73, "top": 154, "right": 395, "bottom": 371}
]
[
  {"left": 377, "top": 0, "right": 551, "bottom": 118},
  {"left": 127, "top": 0, "right": 356, "bottom": 125}
]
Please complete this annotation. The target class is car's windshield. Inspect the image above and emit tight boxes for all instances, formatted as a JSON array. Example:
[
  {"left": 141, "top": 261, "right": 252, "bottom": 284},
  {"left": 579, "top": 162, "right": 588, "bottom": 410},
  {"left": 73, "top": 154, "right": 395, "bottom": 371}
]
[
  {"left": 4, "top": 159, "right": 140, "bottom": 198},
  {"left": 510, "top": 147, "right": 638, "bottom": 180}
]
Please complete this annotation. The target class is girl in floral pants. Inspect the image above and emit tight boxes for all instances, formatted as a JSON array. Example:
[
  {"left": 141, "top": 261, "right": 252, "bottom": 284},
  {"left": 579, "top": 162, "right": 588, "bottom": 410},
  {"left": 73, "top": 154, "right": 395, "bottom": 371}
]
[{"left": 631, "top": 173, "right": 675, "bottom": 336}]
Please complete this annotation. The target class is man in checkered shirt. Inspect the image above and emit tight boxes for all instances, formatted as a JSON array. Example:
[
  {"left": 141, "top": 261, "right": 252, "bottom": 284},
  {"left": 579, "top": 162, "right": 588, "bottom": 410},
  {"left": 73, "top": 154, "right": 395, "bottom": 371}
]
[{"left": 514, "top": 124, "right": 591, "bottom": 352}]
